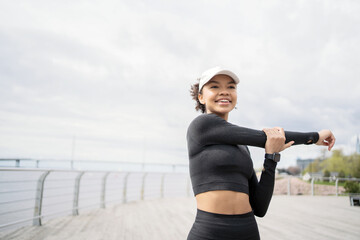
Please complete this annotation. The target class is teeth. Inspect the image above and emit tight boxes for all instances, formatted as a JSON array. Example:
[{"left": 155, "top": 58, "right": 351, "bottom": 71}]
[{"left": 220, "top": 100, "right": 229, "bottom": 102}]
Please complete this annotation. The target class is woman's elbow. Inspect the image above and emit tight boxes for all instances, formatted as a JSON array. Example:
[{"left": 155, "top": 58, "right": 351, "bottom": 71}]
[{"left": 253, "top": 208, "right": 267, "bottom": 218}]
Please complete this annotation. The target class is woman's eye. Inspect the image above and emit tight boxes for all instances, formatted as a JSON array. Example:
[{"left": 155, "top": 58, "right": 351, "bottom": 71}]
[
  {"left": 210, "top": 86, "right": 218, "bottom": 88},
  {"left": 229, "top": 86, "right": 236, "bottom": 89}
]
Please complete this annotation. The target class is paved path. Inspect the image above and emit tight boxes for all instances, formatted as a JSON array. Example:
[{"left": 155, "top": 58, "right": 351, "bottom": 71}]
[{"left": 0, "top": 196, "right": 359, "bottom": 240}]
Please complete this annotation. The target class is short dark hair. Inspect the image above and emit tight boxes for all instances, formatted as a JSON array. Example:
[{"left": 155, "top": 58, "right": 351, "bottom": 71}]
[{"left": 190, "top": 83, "right": 206, "bottom": 113}]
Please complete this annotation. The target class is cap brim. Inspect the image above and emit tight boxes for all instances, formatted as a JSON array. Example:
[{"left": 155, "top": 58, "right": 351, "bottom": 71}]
[{"left": 199, "top": 67, "right": 240, "bottom": 91}]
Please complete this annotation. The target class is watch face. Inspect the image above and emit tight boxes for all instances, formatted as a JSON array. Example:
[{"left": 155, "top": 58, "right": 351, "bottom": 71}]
[{"left": 274, "top": 153, "right": 281, "bottom": 162}]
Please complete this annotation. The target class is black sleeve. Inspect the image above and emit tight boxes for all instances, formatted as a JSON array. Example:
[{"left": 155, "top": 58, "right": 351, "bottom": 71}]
[
  {"left": 188, "top": 113, "right": 319, "bottom": 148},
  {"left": 248, "top": 159, "right": 277, "bottom": 217}
]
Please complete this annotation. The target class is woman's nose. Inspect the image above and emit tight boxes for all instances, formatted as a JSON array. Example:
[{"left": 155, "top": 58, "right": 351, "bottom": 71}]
[{"left": 219, "top": 89, "right": 230, "bottom": 95}]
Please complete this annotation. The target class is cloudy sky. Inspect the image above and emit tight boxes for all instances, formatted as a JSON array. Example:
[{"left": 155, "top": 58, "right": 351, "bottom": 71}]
[{"left": 0, "top": 0, "right": 359, "bottom": 169}]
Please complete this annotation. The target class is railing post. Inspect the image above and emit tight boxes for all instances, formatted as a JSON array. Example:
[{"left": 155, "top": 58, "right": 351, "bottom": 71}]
[
  {"left": 101, "top": 172, "right": 110, "bottom": 208},
  {"left": 141, "top": 173, "right": 148, "bottom": 200},
  {"left": 160, "top": 173, "right": 166, "bottom": 198},
  {"left": 287, "top": 177, "right": 291, "bottom": 196},
  {"left": 123, "top": 173, "right": 130, "bottom": 203},
  {"left": 335, "top": 178, "right": 339, "bottom": 197},
  {"left": 311, "top": 178, "right": 315, "bottom": 196},
  {"left": 33, "top": 171, "right": 51, "bottom": 226},
  {"left": 186, "top": 177, "right": 191, "bottom": 197},
  {"left": 73, "top": 171, "right": 85, "bottom": 216}
]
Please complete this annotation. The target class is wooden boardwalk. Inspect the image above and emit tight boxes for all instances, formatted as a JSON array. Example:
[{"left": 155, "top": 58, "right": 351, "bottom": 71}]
[{"left": 0, "top": 196, "right": 359, "bottom": 240}]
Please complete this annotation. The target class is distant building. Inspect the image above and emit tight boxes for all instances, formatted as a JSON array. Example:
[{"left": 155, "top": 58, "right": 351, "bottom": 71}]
[
  {"left": 356, "top": 135, "right": 360, "bottom": 154},
  {"left": 296, "top": 158, "right": 315, "bottom": 172}
]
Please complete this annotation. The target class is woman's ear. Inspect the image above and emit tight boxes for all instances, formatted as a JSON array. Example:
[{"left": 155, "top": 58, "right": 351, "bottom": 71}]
[{"left": 198, "top": 93, "right": 205, "bottom": 104}]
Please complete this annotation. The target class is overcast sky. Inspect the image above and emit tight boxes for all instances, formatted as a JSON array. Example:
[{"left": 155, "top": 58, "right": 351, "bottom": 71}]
[{"left": 0, "top": 0, "right": 359, "bottom": 169}]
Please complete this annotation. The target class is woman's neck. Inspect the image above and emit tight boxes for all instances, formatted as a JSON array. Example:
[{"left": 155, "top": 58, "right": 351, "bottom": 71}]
[{"left": 206, "top": 111, "right": 229, "bottom": 121}]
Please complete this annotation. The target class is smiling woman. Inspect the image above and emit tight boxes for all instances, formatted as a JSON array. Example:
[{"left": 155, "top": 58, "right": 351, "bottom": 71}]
[{"left": 186, "top": 66, "right": 336, "bottom": 240}]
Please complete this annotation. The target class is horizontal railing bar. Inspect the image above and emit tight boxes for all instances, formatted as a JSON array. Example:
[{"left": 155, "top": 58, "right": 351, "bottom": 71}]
[
  {"left": 42, "top": 186, "right": 75, "bottom": 190},
  {"left": 0, "top": 206, "right": 34, "bottom": 216},
  {"left": 105, "top": 188, "right": 123, "bottom": 192},
  {"left": 79, "top": 180, "right": 102, "bottom": 182},
  {"left": 0, "top": 180, "right": 38, "bottom": 183},
  {"left": 43, "top": 193, "right": 74, "bottom": 199},
  {"left": 80, "top": 189, "right": 101, "bottom": 193},
  {"left": 0, "top": 215, "right": 40, "bottom": 229},
  {"left": 80, "top": 183, "right": 102, "bottom": 186},
  {"left": 0, "top": 197, "right": 36, "bottom": 205},
  {"left": 79, "top": 188, "right": 102, "bottom": 192},
  {"left": 78, "top": 191, "right": 101, "bottom": 196},
  {"left": 105, "top": 192, "right": 123, "bottom": 197},
  {"left": 0, "top": 189, "right": 36, "bottom": 194},
  {"left": 44, "top": 179, "right": 77, "bottom": 182},
  {"left": 42, "top": 201, "right": 72, "bottom": 207}
]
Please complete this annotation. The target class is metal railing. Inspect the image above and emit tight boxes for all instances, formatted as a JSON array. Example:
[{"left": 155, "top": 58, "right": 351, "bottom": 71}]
[
  {"left": 277, "top": 176, "right": 360, "bottom": 196},
  {"left": 0, "top": 168, "right": 191, "bottom": 230}
]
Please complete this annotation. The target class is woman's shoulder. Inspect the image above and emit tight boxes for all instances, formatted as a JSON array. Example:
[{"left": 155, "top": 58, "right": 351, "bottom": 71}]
[{"left": 188, "top": 113, "right": 225, "bottom": 128}]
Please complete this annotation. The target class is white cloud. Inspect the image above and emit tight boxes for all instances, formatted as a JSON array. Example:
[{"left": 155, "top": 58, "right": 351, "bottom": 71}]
[{"left": 0, "top": 0, "right": 359, "bottom": 168}]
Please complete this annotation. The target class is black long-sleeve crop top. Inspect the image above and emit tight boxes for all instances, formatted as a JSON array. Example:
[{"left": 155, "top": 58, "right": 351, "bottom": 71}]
[{"left": 186, "top": 113, "right": 319, "bottom": 217}]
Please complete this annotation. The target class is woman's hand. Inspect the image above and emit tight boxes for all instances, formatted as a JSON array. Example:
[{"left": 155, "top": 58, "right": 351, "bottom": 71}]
[
  {"left": 263, "top": 127, "right": 295, "bottom": 154},
  {"left": 316, "top": 129, "right": 336, "bottom": 151}
]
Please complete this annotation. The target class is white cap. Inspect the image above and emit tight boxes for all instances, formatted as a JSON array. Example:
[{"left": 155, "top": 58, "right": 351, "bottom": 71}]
[{"left": 198, "top": 66, "right": 240, "bottom": 91}]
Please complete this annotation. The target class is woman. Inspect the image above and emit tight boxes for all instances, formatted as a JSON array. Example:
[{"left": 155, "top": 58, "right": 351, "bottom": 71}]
[{"left": 186, "top": 66, "right": 335, "bottom": 240}]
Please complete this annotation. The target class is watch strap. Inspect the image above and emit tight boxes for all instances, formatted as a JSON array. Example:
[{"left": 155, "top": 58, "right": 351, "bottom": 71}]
[{"left": 265, "top": 153, "right": 281, "bottom": 162}]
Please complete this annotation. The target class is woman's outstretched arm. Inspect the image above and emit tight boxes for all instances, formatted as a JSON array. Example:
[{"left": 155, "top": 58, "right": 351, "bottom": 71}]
[{"left": 187, "top": 113, "right": 319, "bottom": 151}]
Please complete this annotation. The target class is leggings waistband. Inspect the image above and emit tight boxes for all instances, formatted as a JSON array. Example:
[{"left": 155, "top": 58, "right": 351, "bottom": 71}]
[{"left": 196, "top": 208, "right": 254, "bottom": 219}]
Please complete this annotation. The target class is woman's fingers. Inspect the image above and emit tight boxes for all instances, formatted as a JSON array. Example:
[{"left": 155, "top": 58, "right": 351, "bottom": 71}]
[
  {"left": 263, "top": 127, "right": 289, "bottom": 153},
  {"left": 317, "top": 130, "right": 336, "bottom": 151},
  {"left": 263, "top": 127, "right": 284, "bottom": 136},
  {"left": 282, "top": 141, "right": 295, "bottom": 151},
  {"left": 327, "top": 134, "right": 336, "bottom": 151}
]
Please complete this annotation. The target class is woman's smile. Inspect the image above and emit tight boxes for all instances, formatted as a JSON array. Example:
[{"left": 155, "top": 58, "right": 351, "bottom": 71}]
[{"left": 215, "top": 98, "right": 232, "bottom": 105}]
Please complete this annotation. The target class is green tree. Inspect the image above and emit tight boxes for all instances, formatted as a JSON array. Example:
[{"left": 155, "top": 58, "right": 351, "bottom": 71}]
[
  {"left": 338, "top": 170, "right": 345, "bottom": 182},
  {"left": 323, "top": 169, "right": 330, "bottom": 182},
  {"left": 338, "top": 170, "right": 345, "bottom": 178},
  {"left": 347, "top": 154, "right": 360, "bottom": 178},
  {"left": 303, "top": 151, "right": 360, "bottom": 178},
  {"left": 344, "top": 181, "right": 360, "bottom": 193},
  {"left": 320, "top": 150, "right": 346, "bottom": 173}
]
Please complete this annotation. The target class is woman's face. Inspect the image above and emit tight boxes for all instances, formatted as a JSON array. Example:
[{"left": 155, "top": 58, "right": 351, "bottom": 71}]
[{"left": 198, "top": 74, "right": 237, "bottom": 120}]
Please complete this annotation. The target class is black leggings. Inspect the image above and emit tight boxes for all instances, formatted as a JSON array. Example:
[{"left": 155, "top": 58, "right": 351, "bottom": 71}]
[{"left": 187, "top": 209, "right": 260, "bottom": 240}]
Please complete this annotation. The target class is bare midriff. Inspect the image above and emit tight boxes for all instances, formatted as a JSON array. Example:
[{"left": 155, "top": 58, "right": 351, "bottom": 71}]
[{"left": 195, "top": 190, "right": 252, "bottom": 214}]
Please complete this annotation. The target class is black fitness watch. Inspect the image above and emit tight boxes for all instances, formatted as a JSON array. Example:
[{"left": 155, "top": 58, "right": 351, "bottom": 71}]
[{"left": 265, "top": 153, "right": 281, "bottom": 162}]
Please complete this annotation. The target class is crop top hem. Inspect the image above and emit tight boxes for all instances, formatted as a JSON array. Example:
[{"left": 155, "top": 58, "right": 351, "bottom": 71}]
[{"left": 193, "top": 182, "right": 249, "bottom": 196}]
